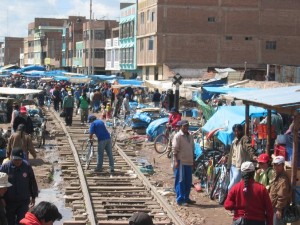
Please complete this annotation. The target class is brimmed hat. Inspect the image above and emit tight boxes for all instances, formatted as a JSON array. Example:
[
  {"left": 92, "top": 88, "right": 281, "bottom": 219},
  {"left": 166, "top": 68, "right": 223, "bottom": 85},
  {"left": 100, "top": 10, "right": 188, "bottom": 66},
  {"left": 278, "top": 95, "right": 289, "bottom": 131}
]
[
  {"left": 258, "top": 153, "right": 270, "bottom": 163},
  {"left": 0, "top": 172, "right": 12, "bottom": 188},
  {"left": 11, "top": 148, "right": 24, "bottom": 160},
  {"left": 273, "top": 156, "right": 285, "bottom": 165},
  {"left": 20, "top": 106, "right": 27, "bottom": 113},
  {"left": 129, "top": 212, "right": 153, "bottom": 225},
  {"left": 241, "top": 161, "right": 255, "bottom": 172}
]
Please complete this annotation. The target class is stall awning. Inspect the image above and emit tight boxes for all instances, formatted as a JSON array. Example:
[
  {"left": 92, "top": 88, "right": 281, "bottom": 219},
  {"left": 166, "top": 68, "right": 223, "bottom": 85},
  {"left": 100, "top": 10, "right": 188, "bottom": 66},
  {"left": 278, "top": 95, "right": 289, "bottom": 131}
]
[{"left": 0, "top": 87, "right": 43, "bottom": 95}]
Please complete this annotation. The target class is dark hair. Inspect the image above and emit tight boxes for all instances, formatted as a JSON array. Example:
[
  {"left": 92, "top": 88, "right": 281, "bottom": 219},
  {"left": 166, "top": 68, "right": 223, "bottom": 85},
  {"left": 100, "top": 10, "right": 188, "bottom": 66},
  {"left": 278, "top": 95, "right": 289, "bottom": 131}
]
[
  {"left": 241, "top": 171, "right": 255, "bottom": 194},
  {"left": 232, "top": 124, "right": 244, "bottom": 132},
  {"left": 30, "top": 201, "right": 62, "bottom": 222}
]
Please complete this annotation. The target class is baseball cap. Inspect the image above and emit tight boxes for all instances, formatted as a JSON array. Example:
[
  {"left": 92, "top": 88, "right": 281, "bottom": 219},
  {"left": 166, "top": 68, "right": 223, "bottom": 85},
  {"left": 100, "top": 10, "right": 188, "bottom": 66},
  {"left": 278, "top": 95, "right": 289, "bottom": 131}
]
[
  {"left": 0, "top": 172, "right": 12, "bottom": 188},
  {"left": 11, "top": 148, "right": 24, "bottom": 160},
  {"left": 129, "top": 212, "right": 153, "bottom": 225},
  {"left": 20, "top": 106, "right": 27, "bottom": 113},
  {"left": 241, "top": 161, "right": 255, "bottom": 173},
  {"left": 258, "top": 153, "right": 270, "bottom": 163},
  {"left": 88, "top": 114, "right": 97, "bottom": 123},
  {"left": 273, "top": 155, "right": 285, "bottom": 165}
]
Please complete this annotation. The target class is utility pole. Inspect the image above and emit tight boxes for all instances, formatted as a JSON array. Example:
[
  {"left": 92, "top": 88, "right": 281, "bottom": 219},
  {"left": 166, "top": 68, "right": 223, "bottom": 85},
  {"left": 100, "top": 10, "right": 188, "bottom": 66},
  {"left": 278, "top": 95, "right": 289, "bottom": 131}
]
[
  {"left": 172, "top": 73, "right": 183, "bottom": 111},
  {"left": 88, "top": 0, "right": 92, "bottom": 75}
]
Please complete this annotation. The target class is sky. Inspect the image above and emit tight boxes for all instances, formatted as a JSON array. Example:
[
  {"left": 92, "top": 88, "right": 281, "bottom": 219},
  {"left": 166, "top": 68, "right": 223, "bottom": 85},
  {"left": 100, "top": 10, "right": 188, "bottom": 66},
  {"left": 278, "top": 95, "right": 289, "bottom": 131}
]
[{"left": 0, "top": 0, "right": 135, "bottom": 41}]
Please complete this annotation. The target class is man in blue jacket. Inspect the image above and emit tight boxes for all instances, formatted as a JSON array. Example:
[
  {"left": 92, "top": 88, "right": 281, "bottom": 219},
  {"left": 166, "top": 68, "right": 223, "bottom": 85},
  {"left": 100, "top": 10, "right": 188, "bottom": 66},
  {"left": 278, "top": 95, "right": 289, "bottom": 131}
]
[
  {"left": 88, "top": 115, "right": 114, "bottom": 173},
  {"left": 0, "top": 148, "right": 38, "bottom": 225}
]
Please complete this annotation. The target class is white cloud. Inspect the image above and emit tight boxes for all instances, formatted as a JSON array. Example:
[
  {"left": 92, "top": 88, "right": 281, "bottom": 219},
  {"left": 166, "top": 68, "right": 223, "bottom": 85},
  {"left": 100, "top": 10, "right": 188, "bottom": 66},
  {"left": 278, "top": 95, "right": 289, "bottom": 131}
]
[{"left": 0, "top": 0, "right": 132, "bottom": 40}]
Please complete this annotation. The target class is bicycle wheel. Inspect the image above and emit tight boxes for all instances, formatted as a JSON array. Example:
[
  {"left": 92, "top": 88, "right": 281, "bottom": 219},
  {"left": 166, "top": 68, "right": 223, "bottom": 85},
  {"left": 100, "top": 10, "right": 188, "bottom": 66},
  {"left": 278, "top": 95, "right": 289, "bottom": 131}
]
[
  {"left": 154, "top": 134, "right": 169, "bottom": 154},
  {"left": 111, "top": 129, "right": 117, "bottom": 148},
  {"left": 209, "top": 169, "right": 221, "bottom": 200},
  {"left": 85, "top": 144, "right": 93, "bottom": 170}
]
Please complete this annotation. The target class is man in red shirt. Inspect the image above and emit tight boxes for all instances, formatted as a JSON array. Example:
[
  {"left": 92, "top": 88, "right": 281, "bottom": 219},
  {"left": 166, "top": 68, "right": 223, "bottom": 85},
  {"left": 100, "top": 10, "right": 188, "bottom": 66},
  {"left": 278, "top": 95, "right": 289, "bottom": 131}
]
[{"left": 224, "top": 161, "right": 273, "bottom": 225}]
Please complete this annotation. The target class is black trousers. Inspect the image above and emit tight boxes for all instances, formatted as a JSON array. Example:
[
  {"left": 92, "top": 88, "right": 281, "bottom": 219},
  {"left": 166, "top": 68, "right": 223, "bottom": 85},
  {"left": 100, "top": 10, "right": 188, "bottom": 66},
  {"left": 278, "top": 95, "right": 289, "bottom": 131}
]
[
  {"left": 65, "top": 108, "right": 73, "bottom": 126},
  {"left": 54, "top": 100, "right": 60, "bottom": 111}
]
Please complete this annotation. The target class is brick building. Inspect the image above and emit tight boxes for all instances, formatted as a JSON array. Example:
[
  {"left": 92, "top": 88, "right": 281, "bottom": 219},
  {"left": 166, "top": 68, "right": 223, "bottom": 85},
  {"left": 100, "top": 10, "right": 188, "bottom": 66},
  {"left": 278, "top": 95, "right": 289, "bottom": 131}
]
[
  {"left": 137, "top": 0, "right": 300, "bottom": 80},
  {"left": 0, "top": 37, "right": 23, "bottom": 66}
]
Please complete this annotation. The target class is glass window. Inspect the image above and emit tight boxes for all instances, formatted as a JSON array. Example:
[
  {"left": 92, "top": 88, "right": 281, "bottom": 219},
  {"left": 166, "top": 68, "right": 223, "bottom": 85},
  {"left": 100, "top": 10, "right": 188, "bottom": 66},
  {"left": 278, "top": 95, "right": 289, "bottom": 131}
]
[
  {"left": 225, "top": 36, "right": 233, "bottom": 40},
  {"left": 141, "top": 12, "right": 145, "bottom": 24},
  {"left": 151, "top": 11, "right": 155, "bottom": 22},
  {"left": 148, "top": 36, "right": 154, "bottom": 50},
  {"left": 94, "top": 30, "right": 105, "bottom": 40},
  {"left": 94, "top": 49, "right": 105, "bottom": 58},
  {"left": 106, "top": 50, "right": 111, "bottom": 62},
  {"left": 266, "top": 41, "right": 276, "bottom": 50},
  {"left": 115, "top": 49, "right": 119, "bottom": 61},
  {"left": 140, "top": 40, "right": 144, "bottom": 51},
  {"left": 208, "top": 17, "right": 216, "bottom": 23}
]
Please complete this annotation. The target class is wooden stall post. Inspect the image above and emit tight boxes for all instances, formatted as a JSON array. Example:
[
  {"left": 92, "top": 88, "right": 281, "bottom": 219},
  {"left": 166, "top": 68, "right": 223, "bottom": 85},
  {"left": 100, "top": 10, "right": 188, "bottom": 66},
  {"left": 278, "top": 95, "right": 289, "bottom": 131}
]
[
  {"left": 291, "top": 113, "right": 299, "bottom": 199},
  {"left": 245, "top": 104, "right": 250, "bottom": 136},
  {"left": 266, "top": 109, "right": 271, "bottom": 155}
]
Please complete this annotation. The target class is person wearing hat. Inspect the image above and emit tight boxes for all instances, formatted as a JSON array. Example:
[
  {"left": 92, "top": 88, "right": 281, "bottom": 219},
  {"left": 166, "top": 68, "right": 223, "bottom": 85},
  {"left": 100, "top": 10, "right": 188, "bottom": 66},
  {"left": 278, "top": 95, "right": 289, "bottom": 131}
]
[
  {"left": 0, "top": 148, "right": 38, "bottom": 225},
  {"left": 10, "top": 103, "right": 19, "bottom": 128},
  {"left": 172, "top": 120, "right": 196, "bottom": 206},
  {"left": 0, "top": 172, "right": 12, "bottom": 225},
  {"left": 167, "top": 107, "right": 182, "bottom": 129},
  {"left": 51, "top": 85, "right": 61, "bottom": 112},
  {"left": 12, "top": 106, "right": 34, "bottom": 135},
  {"left": 60, "top": 88, "right": 68, "bottom": 109},
  {"left": 227, "top": 124, "right": 257, "bottom": 190},
  {"left": 269, "top": 156, "right": 291, "bottom": 225},
  {"left": 20, "top": 201, "right": 62, "bottom": 225},
  {"left": 152, "top": 89, "right": 161, "bottom": 107},
  {"left": 129, "top": 212, "right": 153, "bottom": 225},
  {"left": 62, "top": 91, "right": 75, "bottom": 126},
  {"left": 78, "top": 92, "right": 90, "bottom": 125},
  {"left": 254, "top": 153, "right": 274, "bottom": 190},
  {"left": 224, "top": 161, "right": 273, "bottom": 225},
  {"left": 7, "top": 124, "right": 36, "bottom": 160}
]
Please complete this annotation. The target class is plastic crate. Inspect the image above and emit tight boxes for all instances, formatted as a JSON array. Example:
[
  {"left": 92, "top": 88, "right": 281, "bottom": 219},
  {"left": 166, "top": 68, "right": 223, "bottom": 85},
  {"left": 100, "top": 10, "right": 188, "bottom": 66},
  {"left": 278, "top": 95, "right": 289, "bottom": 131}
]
[
  {"left": 274, "top": 144, "right": 287, "bottom": 160},
  {"left": 257, "top": 124, "right": 276, "bottom": 139}
]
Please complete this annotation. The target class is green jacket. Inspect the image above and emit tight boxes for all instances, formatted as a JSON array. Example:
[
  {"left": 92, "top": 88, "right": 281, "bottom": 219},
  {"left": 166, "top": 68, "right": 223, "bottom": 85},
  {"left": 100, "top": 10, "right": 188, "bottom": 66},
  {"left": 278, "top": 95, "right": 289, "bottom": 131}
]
[
  {"left": 254, "top": 167, "right": 274, "bottom": 190},
  {"left": 79, "top": 96, "right": 89, "bottom": 109},
  {"left": 63, "top": 96, "right": 74, "bottom": 108}
]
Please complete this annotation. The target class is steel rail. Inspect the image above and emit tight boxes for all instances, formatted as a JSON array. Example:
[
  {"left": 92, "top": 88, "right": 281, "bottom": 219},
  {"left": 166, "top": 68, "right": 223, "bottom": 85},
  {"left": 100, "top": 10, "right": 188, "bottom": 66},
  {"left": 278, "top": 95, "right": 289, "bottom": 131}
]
[
  {"left": 51, "top": 109, "right": 96, "bottom": 225},
  {"left": 115, "top": 144, "right": 185, "bottom": 225}
]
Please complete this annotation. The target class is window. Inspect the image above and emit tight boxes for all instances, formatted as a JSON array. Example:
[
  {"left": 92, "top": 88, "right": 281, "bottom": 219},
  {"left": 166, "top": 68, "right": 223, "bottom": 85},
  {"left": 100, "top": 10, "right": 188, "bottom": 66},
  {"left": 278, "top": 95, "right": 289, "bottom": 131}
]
[
  {"left": 129, "top": 21, "right": 134, "bottom": 38},
  {"left": 208, "top": 17, "right": 216, "bottom": 23},
  {"left": 147, "top": 10, "right": 150, "bottom": 21},
  {"left": 146, "top": 67, "right": 149, "bottom": 80},
  {"left": 141, "top": 12, "right": 145, "bottom": 24},
  {"left": 106, "top": 50, "right": 111, "bottom": 62},
  {"left": 266, "top": 41, "right": 276, "bottom": 50},
  {"left": 129, "top": 48, "right": 133, "bottom": 64},
  {"left": 148, "top": 36, "right": 154, "bottom": 50},
  {"left": 151, "top": 11, "right": 155, "bottom": 22},
  {"left": 225, "top": 36, "right": 233, "bottom": 40},
  {"left": 94, "top": 30, "right": 105, "bottom": 40},
  {"left": 94, "top": 49, "right": 105, "bottom": 58},
  {"left": 245, "top": 37, "right": 252, "bottom": 41},
  {"left": 115, "top": 49, "right": 119, "bottom": 61},
  {"left": 140, "top": 40, "right": 144, "bottom": 51}
]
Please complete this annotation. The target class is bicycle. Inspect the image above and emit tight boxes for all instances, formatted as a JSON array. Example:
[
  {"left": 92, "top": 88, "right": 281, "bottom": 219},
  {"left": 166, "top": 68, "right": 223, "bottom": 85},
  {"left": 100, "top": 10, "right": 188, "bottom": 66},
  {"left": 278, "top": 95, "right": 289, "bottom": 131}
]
[
  {"left": 81, "top": 138, "right": 95, "bottom": 170},
  {"left": 209, "top": 155, "right": 230, "bottom": 205}
]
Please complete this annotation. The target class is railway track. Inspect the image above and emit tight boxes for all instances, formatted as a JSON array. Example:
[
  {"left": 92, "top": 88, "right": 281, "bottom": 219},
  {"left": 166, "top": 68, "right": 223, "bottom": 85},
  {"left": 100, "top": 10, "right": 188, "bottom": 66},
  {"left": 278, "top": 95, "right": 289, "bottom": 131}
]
[{"left": 46, "top": 109, "right": 185, "bottom": 225}]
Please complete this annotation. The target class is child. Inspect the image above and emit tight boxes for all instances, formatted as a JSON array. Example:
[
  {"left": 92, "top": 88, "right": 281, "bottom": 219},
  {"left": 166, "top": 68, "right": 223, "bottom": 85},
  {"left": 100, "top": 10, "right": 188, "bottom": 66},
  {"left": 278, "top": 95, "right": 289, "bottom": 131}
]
[
  {"left": 106, "top": 102, "right": 112, "bottom": 119},
  {"left": 100, "top": 105, "right": 106, "bottom": 120}
]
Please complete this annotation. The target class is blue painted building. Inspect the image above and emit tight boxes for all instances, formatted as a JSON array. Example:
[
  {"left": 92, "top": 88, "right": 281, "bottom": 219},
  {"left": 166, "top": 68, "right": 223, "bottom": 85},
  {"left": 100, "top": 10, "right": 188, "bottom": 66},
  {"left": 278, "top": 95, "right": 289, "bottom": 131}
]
[{"left": 119, "top": 3, "right": 139, "bottom": 78}]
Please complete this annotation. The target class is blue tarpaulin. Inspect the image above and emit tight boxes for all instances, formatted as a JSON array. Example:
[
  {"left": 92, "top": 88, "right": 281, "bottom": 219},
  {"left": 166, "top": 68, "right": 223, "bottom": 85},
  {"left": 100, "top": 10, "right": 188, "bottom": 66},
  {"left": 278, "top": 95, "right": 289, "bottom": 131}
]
[
  {"left": 203, "top": 87, "right": 257, "bottom": 94},
  {"left": 146, "top": 118, "right": 169, "bottom": 141},
  {"left": 202, "top": 106, "right": 267, "bottom": 146},
  {"left": 91, "top": 75, "right": 117, "bottom": 81},
  {"left": 117, "top": 79, "right": 143, "bottom": 86},
  {"left": 53, "top": 76, "right": 69, "bottom": 81},
  {"left": 18, "top": 65, "right": 46, "bottom": 73}
]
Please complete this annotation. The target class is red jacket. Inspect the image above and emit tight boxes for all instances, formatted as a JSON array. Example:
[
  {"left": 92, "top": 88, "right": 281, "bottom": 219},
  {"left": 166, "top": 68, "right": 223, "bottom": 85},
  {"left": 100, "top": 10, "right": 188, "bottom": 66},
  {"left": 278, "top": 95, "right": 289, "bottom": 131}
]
[
  {"left": 224, "top": 179, "right": 273, "bottom": 225},
  {"left": 20, "top": 212, "right": 41, "bottom": 225},
  {"left": 168, "top": 113, "right": 182, "bottom": 128}
]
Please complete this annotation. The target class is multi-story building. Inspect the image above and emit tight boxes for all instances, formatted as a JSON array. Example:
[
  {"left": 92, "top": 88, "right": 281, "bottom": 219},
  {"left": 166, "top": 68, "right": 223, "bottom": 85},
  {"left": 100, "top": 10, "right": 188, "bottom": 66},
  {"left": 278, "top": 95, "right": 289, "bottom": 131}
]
[
  {"left": 119, "top": 3, "right": 138, "bottom": 78},
  {"left": 0, "top": 37, "right": 23, "bottom": 67},
  {"left": 81, "top": 20, "right": 119, "bottom": 75},
  {"left": 61, "top": 16, "right": 86, "bottom": 72},
  {"left": 24, "top": 18, "right": 66, "bottom": 68},
  {"left": 105, "top": 27, "right": 120, "bottom": 73},
  {"left": 137, "top": 0, "right": 300, "bottom": 81}
]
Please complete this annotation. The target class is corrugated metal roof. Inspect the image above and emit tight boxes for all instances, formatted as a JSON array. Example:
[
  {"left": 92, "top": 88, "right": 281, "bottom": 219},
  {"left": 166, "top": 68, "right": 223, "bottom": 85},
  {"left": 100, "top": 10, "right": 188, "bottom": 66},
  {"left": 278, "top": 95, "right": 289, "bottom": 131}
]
[{"left": 228, "top": 85, "right": 300, "bottom": 107}]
